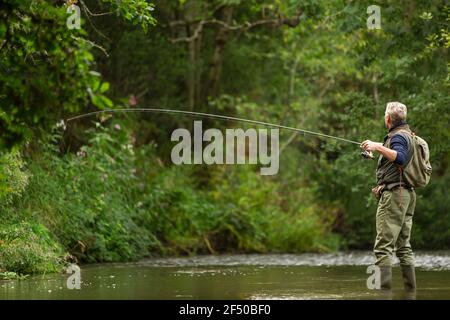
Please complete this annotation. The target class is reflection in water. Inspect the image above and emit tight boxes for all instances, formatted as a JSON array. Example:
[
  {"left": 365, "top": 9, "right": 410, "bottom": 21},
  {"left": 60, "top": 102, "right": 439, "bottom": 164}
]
[{"left": 1, "top": 252, "right": 450, "bottom": 300}]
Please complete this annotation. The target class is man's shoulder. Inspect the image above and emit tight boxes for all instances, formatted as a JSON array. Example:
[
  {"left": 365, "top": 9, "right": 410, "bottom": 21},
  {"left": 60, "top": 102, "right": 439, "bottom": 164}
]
[
  {"left": 391, "top": 133, "right": 408, "bottom": 143},
  {"left": 390, "top": 133, "right": 414, "bottom": 162}
]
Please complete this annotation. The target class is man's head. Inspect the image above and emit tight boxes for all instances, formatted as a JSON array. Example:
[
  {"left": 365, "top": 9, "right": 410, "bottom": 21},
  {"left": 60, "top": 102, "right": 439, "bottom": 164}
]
[{"left": 384, "top": 102, "right": 407, "bottom": 129}]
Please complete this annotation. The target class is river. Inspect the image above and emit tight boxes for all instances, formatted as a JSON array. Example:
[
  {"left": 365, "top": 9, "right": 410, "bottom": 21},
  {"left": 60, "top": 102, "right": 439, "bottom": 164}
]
[{"left": 1, "top": 251, "right": 450, "bottom": 300}]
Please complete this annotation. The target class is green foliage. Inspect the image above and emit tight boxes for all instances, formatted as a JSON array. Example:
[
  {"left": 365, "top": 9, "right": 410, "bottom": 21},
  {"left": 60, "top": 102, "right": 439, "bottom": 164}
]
[
  {"left": 16, "top": 124, "right": 161, "bottom": 263},
  {"left": 0, "top": 271, "right": 29, "bottom": 280},
  {"left": 105, "top": 0, "right": 156, "bottom": 30},
  {"left": 0, "top": 1, "right": 90, "bottom": 148},
  {"left": 0, "top": 222, "right": 63, "bottom": 275},
  {"left": 0, "top": 123, "right": 337, "bottom": 273},
  {"left": 413, "top": 172, "right": 450, "bottom": 248},
  {"left": 0, "top": 0, "right": 449, "bottom": 274},
  {"left": 0, "top": 0, "right": 156, "bottom": 149},
  {"left": 0, "top": 151, "right": 29, "bottom": 206}
]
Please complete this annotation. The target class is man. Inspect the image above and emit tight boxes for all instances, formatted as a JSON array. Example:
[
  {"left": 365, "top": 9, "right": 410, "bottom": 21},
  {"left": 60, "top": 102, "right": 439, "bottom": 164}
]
[{"left": 361, "top": 101, "right": 416, "bottom": 291}]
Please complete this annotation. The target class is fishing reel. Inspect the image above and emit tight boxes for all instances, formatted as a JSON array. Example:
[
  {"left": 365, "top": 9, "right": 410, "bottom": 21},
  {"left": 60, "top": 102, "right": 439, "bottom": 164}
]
[{"left": 361, "top": 149, "right": 374, "bottom": 160}]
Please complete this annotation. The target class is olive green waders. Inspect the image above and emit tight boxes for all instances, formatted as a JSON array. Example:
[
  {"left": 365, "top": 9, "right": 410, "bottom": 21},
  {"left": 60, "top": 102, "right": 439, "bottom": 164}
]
[{"left": 374, "top": 187, "right": 417, "bottom": 290}]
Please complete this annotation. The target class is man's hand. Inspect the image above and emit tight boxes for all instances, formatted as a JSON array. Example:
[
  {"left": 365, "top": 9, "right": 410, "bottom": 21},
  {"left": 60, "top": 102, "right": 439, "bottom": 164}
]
[
  {"left": 361, "top": 140, "right": 382, "bottom": 152},
  {"left": 361, "top": 140, "right": 398, "bottom": 162}
]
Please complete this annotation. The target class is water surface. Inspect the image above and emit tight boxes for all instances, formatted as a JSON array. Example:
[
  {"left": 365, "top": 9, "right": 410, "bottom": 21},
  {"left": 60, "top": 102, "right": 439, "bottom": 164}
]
[{"left": 1, "top": 252, "right": 450, "bottom": 300}]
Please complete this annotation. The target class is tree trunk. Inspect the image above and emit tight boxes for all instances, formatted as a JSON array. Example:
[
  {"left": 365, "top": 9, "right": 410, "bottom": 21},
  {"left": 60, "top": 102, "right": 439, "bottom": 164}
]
[
  {"left": 195, "top": 28, "right": 202, "bottom": 108},
  {"left": 187, "top": 22, "right": 197, "bottom": 110},
  {"left": 207, "top": 6, "right": 233, "bottom": 100},
  {"left": 181, "top": 1, "right": 204, "bottom": 110}
]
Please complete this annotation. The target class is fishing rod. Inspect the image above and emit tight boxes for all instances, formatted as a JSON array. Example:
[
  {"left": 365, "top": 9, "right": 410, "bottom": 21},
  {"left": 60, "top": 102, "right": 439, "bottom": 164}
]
[{"left": 65, "top": 108, "right": 374, "bottom": 159}]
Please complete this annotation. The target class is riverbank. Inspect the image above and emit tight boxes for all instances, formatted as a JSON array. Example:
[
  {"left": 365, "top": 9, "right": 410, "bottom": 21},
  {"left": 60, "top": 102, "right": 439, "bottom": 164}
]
[{"left": 0, "top": 128, "right": 338, "bottom": 276}]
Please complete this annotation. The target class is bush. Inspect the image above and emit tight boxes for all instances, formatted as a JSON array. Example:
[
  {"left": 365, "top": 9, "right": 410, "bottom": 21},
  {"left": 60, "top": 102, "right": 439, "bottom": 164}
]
[
  {"left": 16, "top": 124, "right": 162, "bottom": 263},
  {"left": 0, "top": 151, "right": 29, "bottom": 207},
  {"left": 0, "top": 222, "right": 63, "bottom": 275},
  {"left": 0, "top": 122, "right": 339, "bottom": 274}
]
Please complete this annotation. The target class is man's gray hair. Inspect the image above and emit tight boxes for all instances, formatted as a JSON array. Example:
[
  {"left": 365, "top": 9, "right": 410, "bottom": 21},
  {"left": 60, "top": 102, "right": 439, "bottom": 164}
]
[{"left": 385, "top": 102, "right": 407, "bottom": 125}]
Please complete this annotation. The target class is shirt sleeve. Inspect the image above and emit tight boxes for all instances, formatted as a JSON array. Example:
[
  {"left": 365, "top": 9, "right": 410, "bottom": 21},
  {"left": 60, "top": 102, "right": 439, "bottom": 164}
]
[{"left": 390, "top": 134, "right": 408, "bottom": 166}]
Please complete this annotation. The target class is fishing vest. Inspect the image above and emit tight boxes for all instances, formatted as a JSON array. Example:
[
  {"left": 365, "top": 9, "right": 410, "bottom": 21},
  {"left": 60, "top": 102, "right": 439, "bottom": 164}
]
[{"left": 376, "top": 124, "right": 414, "bottom": 189}]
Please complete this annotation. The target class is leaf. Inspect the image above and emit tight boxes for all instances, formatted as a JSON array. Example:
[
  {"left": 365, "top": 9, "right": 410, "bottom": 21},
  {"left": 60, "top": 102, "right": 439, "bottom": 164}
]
[
  {"left": 100, "top": 82, "right": 110, "bottom": 93},
  {"left": 90, "top": 94, "right": 113, "bottom": 109}
]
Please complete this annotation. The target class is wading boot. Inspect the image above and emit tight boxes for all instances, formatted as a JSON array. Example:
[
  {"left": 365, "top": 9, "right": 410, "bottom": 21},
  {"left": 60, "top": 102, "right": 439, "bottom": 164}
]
[
  {"left": 401, "top": 265, "right": 416, "bottom": 292},
  {"left": 380, "top": 266, "right": 392, "bottom": 290}
]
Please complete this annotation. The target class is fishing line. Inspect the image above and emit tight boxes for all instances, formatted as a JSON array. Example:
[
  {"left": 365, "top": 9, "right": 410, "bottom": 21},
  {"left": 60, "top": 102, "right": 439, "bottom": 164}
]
[{"left": 65, "top": 108, "right": 363, "bottom": 146}]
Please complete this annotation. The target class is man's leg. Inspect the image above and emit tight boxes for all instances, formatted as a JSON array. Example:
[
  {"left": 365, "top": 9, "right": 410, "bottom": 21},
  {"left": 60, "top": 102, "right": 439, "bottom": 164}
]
[
  {"left": 373, "top": 189, "right": 410, "bottom": 289},
  {"left": 395, "top": 189, "right": 417, "bottom": 291}
]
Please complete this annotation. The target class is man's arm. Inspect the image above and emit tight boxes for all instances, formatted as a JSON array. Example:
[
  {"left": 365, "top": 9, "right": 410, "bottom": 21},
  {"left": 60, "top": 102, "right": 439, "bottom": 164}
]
[
  {"left": 361, "top": 140, "right": 397, "bottom": 162},
  {"left": 361, "top": 135, "right": 408, "bottom": 164}
]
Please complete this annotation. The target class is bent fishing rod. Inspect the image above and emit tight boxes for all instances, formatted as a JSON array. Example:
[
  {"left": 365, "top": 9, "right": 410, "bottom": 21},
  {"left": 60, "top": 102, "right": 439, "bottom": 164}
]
[{"left": 64, "top": 108, "right": 374, "bottom": 159}]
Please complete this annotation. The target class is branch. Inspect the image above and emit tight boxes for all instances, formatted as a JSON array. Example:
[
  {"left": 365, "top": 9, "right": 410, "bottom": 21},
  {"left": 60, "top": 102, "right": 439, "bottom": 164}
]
[
  {"left": 79, "top": 0, "right": 113, "bottom": 17},
  {"left": 170, "top": 20, "right": 205, "bottom": 43},
  {"left": 79, "top": 0, "right": 110, "bottom": 40},
  {"left": 169, "top": 10, "right": 303, "bottom": 43},
  {"left": 71, "top": 36, "right": 109, "bottom": 57}
]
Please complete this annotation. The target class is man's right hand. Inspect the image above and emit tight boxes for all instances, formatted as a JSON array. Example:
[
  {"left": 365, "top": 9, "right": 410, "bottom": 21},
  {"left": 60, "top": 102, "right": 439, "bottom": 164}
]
[{"left": 361, "top": 140, "right": 382, "bottom": 152}]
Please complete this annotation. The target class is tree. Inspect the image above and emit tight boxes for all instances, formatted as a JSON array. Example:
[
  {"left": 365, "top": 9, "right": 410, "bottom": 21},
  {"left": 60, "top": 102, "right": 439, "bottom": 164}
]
[{"left": 0, "top": 0, "right": 155, "bottom": 150}]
